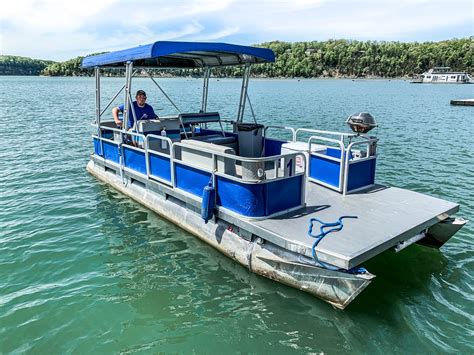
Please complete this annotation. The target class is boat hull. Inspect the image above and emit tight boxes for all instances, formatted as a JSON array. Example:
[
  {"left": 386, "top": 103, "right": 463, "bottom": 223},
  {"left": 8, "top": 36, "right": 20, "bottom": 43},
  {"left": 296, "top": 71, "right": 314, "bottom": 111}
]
[
  {"left": 418, "top": 217, "right": 468, "bottom": 249},
  {"left": 87, "top": 159, "right": 374, "bottom": 309}
]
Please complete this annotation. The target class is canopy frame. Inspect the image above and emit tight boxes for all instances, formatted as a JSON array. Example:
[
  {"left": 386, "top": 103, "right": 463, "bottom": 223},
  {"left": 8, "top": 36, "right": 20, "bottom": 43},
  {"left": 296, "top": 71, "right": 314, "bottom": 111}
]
[
  {"left": 82, "top": 41, "right": 275, "bottom": 69},
  {"left": 90, "top": 41, "right": 274, "bottom": 134}
]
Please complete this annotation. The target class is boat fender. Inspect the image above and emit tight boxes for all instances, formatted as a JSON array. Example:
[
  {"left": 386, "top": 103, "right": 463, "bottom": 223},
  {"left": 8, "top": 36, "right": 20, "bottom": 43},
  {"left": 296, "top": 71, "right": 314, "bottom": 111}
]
[{"left": 201, "top": 177, "right": 215, "bottom": 224}]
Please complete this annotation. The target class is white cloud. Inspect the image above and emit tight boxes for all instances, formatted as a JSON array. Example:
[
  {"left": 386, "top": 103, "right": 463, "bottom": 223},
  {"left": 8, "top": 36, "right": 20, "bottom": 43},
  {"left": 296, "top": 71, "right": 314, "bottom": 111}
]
[
  {"left": 1, "top": 0, "right": 117, "bottom": 31},
  {"left": 186, "top": 26, "right": 241, "bottom": 41},
  {"left": 0, "top": 0, "right": 472, "bottom": 60},
  {"left": 224, "top": 0, "right": 472, "bottom": 40}
]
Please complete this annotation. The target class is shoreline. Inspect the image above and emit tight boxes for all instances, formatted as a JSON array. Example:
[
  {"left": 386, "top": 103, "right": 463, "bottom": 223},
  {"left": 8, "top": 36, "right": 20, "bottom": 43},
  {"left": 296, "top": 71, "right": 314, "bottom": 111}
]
[{"left": 0, "top": 74, "right": 414, "bottom": 80}]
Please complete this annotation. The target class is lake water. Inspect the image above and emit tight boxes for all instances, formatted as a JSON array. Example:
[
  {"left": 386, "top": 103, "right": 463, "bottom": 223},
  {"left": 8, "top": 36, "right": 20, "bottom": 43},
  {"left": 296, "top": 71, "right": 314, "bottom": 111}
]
[{"left": 1, "top": 76, "right": 473, "bottom": 353}]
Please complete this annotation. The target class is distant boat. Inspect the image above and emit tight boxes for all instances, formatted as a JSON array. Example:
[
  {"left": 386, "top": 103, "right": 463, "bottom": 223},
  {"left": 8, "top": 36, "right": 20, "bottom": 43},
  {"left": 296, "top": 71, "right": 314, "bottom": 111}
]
[{"left": 411, "top": 67, "right": 473, "bottom": 84}]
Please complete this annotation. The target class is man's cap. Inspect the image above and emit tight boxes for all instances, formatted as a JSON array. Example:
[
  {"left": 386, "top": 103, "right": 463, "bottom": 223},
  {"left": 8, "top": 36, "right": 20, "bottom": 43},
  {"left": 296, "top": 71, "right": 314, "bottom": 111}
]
[{"left": 136, "top": 90, "right": 146, "bottom": 96}]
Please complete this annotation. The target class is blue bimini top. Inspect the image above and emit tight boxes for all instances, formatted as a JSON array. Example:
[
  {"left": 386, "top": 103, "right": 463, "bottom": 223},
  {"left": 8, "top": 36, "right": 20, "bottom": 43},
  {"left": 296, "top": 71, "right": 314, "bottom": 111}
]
[{"left": 81, "top": 41, "right": 275, "bottom": 69}]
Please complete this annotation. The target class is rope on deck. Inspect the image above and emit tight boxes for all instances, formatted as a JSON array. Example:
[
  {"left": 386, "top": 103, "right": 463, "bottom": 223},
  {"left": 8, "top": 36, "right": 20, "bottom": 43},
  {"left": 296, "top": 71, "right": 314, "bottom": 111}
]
[{"left": 308, "top": 216, "right": 367, "bottom": 274}]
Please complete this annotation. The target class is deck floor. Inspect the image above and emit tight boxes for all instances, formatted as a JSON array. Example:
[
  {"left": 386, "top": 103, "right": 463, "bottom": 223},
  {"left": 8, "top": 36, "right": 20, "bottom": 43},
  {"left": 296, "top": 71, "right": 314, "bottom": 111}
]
[{"left": 247, "top": 182, "right": 459, "bottom": 269}]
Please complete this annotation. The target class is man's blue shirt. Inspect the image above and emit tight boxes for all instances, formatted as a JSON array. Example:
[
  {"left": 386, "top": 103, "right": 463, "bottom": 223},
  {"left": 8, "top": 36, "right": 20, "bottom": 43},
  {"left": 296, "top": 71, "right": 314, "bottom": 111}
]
[{"left": 118, "top": 102, "right": 157, "bottom": 129}]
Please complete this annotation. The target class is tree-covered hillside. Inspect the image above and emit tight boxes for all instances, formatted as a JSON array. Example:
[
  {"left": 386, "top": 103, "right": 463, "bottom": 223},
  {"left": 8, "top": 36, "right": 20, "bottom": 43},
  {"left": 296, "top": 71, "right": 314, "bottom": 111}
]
[
  {"left": 40, "top": 56, "right": 90, "bottom": 76},
  {"left": 1, "top": 38, "right": 472, "bottom": 78},
  {"left": 0, "top": 56, "right": 55, "bottom": 75},
  {"left": 250, "top": 37, "right": 473, "bottom": 78}
]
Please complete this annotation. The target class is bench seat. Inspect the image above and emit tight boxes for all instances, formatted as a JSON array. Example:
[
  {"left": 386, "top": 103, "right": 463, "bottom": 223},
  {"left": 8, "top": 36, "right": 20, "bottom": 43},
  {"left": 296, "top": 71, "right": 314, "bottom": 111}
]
[{"left": 179, "top": 139, "right": 236, "bottom": 175}]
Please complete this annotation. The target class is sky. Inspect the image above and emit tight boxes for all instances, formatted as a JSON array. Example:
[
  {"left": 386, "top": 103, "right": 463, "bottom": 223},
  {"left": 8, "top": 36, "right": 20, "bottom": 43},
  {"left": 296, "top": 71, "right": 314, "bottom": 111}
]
[{"left": 0, "top": 0, "right": 472, "bottom": 61}]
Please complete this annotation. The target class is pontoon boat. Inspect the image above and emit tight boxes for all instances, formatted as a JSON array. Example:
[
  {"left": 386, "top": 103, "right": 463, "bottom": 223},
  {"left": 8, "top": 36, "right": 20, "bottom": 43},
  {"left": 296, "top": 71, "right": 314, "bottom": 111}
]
[{"left": 82, "top": 41, "right": 466, "bottom": 309}]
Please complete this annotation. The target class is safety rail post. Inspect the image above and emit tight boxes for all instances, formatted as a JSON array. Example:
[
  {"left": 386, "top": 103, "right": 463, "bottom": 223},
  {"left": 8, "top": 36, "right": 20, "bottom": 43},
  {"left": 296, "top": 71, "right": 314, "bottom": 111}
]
[
  {"left": 144, "top": 135, "right": 150, "bottom": 178},
  {"left": 300, "top": 152, "right": 307, "bottom": 207},
  {"left": 171, "top": 143, "right": 177, "bottom": 188},
  {"left": 202, "top": 67, "right": 210, "bottom": 113}
]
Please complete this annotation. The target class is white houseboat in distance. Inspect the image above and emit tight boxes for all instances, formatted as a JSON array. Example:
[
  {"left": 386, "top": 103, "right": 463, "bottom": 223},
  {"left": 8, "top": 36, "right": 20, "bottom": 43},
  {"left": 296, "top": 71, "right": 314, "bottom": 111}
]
[
  {"left": 81, "top": 41, "right": 467, "bottom": 309},
  {"left": 411, "top": 67, "right": 473, "bottom": 83}
]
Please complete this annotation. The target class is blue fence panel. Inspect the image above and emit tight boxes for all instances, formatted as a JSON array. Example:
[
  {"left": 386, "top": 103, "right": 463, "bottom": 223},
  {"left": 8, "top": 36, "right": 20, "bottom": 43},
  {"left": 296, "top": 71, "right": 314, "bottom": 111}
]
[
  {"left": 216, "top": 176, "right": 266, "bottom": 217},
  {"left": 264, "top": 138, "right": 285, "bottom": 157},
  {"left": 149, "top": 152, "right": 171, "bottom": 182},
  {"left": 103, "top": 141, "right": 120, "bottom": 163},
  {"left": 123, "top": 147, "right": 146, "bottom": 175},
  {"left": 174, "top": 163, "right": 211, "bottom": 196},
  {"left": 347, "top": 158, "right": 376, "bottom": 191},
  {"left": 265, "top": 175, "right": 303, "bottom": 215},
  {"left": 217, "top": 175, "right": 303, "bottom": 217},
  {"left": 309, "top": 152, "right": 342, "bottom": 188},
  {"left": 93, "top": 137, "right": 102, "bottom": 156}
]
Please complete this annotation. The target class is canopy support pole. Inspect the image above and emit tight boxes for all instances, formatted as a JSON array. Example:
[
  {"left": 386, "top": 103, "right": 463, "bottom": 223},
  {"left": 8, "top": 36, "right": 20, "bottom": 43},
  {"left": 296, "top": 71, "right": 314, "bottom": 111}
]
[
  {"left": 201, "top": 67, "right": 210, "bottom": 113},
  {"left": 99, "top": 84, "right": 125, "bottom": 118},
  {"left": 128, "top": 92, "right": 138, "bottom": 131},
  {"left": 95, "top": 67, "right": 101, "bottom": 125},
  {"left": 98, "top": 70, "right": 136, "bottom": 118},
  {"left": 246, "top": 92, "right": 258, "bottom": 125},
  {"left": 144, "top": 70, "right": 181, "bottom": 113},
  {"left": 237, "top": 64, "right": 251, "bottom": 123},
  {"left": 123, "top": 61, "right": 133, "bottom": 131},
  {"left": 94, "top": 67, "right": 104, "bottom": 156}
]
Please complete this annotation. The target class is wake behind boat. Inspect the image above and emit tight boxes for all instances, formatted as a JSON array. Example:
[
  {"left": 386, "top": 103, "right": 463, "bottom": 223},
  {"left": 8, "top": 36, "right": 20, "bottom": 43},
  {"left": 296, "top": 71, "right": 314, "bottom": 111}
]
[{"left": 82, "top": 41, "right": 467, "bottom": 309}]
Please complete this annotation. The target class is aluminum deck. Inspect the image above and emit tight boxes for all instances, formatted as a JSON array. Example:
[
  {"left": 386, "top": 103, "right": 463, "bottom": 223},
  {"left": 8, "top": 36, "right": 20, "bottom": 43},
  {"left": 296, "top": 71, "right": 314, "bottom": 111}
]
[{"left": 245, "top": 182, "right": 459, "bottom": 270}]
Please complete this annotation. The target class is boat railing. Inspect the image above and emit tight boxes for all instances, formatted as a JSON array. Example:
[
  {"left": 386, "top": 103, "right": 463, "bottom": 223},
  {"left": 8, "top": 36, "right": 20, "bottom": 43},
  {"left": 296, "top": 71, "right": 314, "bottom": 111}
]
[
  {"left": 170, "top": 141, "right": 307, "bottom": 218},
  {"left": 294, "top": 128, "right": 356, "bottom": 143},
  {"left": 171, "top": 141, "right": 305, "bottom": 181},
  {"left": 94, "top": 121, "right": 377, "bottom": 197},
  {"left": 307, "top": 135, "right": 346, "bottom": 192},
  {"left": 92, "top": 126, "right": 307, "bottom": 218},
  {"left": 304, "top": 131, "right": 377, "bottom": 194},
  {"left": 343, "top": 138, "right": 378, "bottom": 194},
  {"left": 264, "top": 125, "right": 296, "bottom": 140}
]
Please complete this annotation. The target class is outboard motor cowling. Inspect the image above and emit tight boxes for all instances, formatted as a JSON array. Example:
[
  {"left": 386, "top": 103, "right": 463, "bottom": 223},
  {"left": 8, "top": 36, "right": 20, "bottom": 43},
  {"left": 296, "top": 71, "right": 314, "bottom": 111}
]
[{"left": 346, "top": 112, "right": 377, "bottom": 134}]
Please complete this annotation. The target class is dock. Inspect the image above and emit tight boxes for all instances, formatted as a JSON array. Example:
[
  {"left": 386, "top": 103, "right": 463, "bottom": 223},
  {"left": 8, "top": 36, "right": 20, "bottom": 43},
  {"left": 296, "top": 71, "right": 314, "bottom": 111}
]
[{"left": 450, "top": 98, "right": 474, "bottom": 106}]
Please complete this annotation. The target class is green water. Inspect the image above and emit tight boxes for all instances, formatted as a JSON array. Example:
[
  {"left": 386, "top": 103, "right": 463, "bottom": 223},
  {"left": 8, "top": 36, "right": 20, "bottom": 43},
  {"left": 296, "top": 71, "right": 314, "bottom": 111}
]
[{"left": 1, "top": 76, "right": 473, "bottom": 353}]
